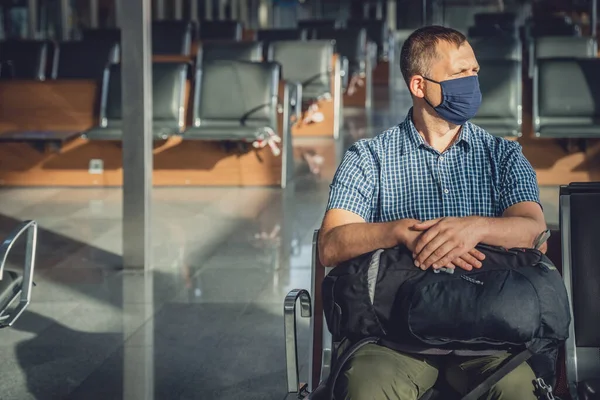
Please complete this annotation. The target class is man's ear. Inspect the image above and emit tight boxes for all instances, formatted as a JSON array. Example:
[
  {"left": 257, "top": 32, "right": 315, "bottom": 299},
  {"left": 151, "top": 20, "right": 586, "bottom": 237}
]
[{"left": 409, "top": 76, "right": 425, "bottom": 99}]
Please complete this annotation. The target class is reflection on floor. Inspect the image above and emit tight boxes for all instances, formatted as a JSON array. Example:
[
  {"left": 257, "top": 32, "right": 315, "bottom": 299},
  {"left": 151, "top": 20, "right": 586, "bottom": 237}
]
[{"left": 0, "top": 88, "right": 561, "bottom": 400}]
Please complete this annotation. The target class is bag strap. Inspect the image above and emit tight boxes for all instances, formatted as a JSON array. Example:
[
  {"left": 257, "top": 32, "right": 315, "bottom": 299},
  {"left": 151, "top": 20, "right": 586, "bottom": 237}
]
[
  {"left": 324, "top": 337, "right": 380, "bottom": 399},
  {"left": 461, "top": 348, "right": 533, "bottom": 400}
]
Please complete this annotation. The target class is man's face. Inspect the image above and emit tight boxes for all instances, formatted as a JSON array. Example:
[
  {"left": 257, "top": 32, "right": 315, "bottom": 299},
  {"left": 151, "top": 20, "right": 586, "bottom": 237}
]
[{"left": 419, "top": 40, "right": 480, "bottom": 107}]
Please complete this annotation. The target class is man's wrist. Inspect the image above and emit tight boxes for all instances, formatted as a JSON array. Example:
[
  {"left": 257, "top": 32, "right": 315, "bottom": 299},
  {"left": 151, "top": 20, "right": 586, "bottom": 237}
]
[
  {"left": 391, "top": 219, "right": 415, "bottom": 247},
  {"left": 471, "top": 216, "right": 491, "bottom": 243}
]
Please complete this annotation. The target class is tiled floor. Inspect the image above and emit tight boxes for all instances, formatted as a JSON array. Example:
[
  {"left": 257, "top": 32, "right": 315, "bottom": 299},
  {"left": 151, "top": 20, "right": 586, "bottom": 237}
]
[{"left": 0, "top": 88, "right": 561, "bottom": 400}]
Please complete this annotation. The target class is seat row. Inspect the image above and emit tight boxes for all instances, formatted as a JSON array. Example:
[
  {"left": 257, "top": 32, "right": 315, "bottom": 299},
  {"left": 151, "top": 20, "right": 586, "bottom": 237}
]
[
  {"left": 0, "top": 39, "right": 119, "bottom": 80},
  {"left": 467, "top": 12, "right": 582, "bottom": 39},
  {"left": 0, "top": 59, "right": 297, "bottom": 187},
  {"left": 468, "top": 35, "right": 600, "bottom": 138},
  {"left": 81, "top": 20, "right": 244, "bottom": 48},
  {"left": 0, "top": 28, "right": 371, "bottom": 103},
  {"left": 0, "top": 39, "right": 346, "bottom": 139},
  {"left": 84, "top": 60, "right": 285, "bottom": 143}
]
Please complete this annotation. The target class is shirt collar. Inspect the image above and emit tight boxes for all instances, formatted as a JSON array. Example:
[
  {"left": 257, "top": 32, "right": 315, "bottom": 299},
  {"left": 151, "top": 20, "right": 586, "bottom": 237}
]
[{"left": 399, "top": 108, "right": 472, "bottom": 155}]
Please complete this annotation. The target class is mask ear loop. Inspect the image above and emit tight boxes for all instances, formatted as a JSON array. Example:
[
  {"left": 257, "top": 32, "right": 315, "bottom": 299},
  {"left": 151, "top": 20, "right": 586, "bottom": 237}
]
[{"left": 421, "top": 76, "right": 442, "bottom": 110}]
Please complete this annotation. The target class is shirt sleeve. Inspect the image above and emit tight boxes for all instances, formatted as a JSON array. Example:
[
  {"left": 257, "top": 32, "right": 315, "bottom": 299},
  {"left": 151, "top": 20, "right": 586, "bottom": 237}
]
[
  {"left": 498, "top": 142, "right": 542, "bottom": 213},
  {"left": 326, "top": 142, "right": 377, "bottom": 221}
]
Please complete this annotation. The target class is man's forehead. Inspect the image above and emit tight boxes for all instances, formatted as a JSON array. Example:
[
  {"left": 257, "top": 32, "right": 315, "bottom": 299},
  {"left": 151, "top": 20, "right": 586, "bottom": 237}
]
[{"left": 433, "top": 41, "right": 476, "bottom": 67}]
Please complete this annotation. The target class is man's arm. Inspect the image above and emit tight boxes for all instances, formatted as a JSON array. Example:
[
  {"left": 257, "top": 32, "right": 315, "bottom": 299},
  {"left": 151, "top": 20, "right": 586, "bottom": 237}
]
[
  {"left": 411, "top": 141, "right": 547, "bottom": 269},
  {"left": 318, "top": 209, "right": 417, "bottom": 267},
  {"left": 479, "top": 201, "right": 547, "bottom": 251},
  {"left": 411, "top": 201, "right": 547, "bottom": 269}
]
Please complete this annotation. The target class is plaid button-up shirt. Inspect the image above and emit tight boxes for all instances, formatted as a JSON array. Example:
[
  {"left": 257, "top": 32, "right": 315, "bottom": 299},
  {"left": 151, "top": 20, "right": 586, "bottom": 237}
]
[{"left": 327, "top": 109, "right": 540, "bottom": 222}]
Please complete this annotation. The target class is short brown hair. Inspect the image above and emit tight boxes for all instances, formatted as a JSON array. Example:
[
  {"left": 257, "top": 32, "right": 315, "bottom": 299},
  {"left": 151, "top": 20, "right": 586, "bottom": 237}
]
[{"left": 400, "top": 26, "right": 467, "bottom": 86}]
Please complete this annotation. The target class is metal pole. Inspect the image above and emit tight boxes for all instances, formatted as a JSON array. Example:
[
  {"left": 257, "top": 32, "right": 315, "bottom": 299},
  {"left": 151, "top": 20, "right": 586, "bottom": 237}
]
[
  {"left": 376, "top": 1, "right": 383, "bottom": 20},
  {"left": 205, "top": 0, "right": 213, "bottom": 20},
  {"left": 314, "top": 0, "right": 321, "bottom": 18},
  {"left": 60, "top": 0, "right": 70, "bottom": 39},
  {"left": 592, "top": 0, "right": 597, "bottom": 37},
  {"left": 122, "top": 273, "right": 155, "bottom": 400},
  {"left": 175, "top": 0, "right": 184, "bottom": 19},
  {"left": 258, "top": 0, "right": 271, "bottom": 28},
  {"left": 27, "top": 0, "right": 37, "bottom": 38},
  {"left": 218, "top": 0, "right": 227, "bottom": 20},
  {"left": 90, "top": 0, "right": 99, "bottom": 28},
  {"left": 190, "top": 0, "right": 199, "bottom": 21},
  {"left": 155, "top": 0, "right": 166, "bottom": 19},
  {"left": 387, "top": 0, "right": 397, "bottom": 30},
  {"left": 231, "top": 0, "right": 239, "bottom": 20},
  {"left": 240, "top": 0, "right": 249, "bottom": 27},
  {"left": 115, "top": 0, "right": 122, "bottom": 27},
  {"left": 120, "top": 0, "right": 153, "bottom": 270}
]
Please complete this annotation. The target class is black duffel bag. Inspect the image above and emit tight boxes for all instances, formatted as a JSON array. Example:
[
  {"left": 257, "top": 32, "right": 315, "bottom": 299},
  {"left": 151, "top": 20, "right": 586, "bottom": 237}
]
[{"left": 321, "top": 243, "right": 571, "bottom": 399}]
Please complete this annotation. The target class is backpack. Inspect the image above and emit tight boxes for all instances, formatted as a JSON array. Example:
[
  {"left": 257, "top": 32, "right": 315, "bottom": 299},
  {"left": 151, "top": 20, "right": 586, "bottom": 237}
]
[{"left": 321, "top": 243, "right": 571, "bottom": 399}]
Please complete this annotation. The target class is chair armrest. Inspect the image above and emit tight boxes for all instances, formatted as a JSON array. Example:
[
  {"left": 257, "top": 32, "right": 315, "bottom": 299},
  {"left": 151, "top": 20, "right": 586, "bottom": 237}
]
[
  {"left": 284, "top": 289, "right": 312, "bottom": 394},
  {"left": 284, "top": 80, "right": 303, "bottom": 120},
  {"left": 0, "top": 220, "right": 37, "bottom": 328}
]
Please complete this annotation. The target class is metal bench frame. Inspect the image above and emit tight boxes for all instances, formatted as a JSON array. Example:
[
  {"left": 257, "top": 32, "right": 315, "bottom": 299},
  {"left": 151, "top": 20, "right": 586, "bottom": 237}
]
[{"left": 0, "top": 220, "right": 37, "bottom": 328}]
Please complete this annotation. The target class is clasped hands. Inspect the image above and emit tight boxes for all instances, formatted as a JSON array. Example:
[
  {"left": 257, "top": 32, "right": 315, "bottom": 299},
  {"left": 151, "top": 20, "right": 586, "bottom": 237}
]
[{"left": 401, "top": 216, "right": 487, "bottom": 271}]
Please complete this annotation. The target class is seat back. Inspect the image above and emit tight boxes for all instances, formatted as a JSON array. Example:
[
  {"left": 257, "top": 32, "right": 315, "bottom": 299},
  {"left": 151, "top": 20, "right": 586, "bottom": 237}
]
[
  {"left": 535, "top": 58, "right": 600, "bottom": 138},
  {"left": 152, "top": 20, "right": 192, "bottom": 55},
  {"left": 314, "top": 28, "right": 366, "bottom": 75},
  {"left": 474, "top": 12, "right": 517, "bottom": 30},
  {"left": 469, "top": 37, "right": 522, "bottom": 137},
  {"left": 79, "top": 29, "right": 121, "bottom": 64},
  {"left": 530, "top": 15, "right": 581, "bottom": 37},
  {"left": 535, "top": 36, "right": 597, "bottom": 59},
  {"left": 199, "top": 20, "right": 242, "bottom": 41},
  {"left": 345, "top": 19, "right": 387, "bottom": 59},
  {"left": 468, "top": 25, "right": 518, "bottom": 38},
  {"left": 559, "top": 183, "right": 600, "bottom": 398},
  {"left": 193, "top": 60, "right": 279, "bottom": 129},
  {"left": 257, "top": 29, "right": 307, "bottom": 60},
  {"left": 102, "top": 62, "right": 188, "bottom": 128},
  {"left": 299, "top": 19, "right": 340, "bottom": 36},
  {"left": 269, "top": 40, "right": 333, "bottom": 101},
  {"left": 198, "top": 41, "right": 263, "bottom": 63},
  {"left": 55, "top": 40, "right": 119, "bottom": 79},
  {"left": 82, "top": 28, "right": 121, "bottom": 43},
  {"left": 257, "top": 28, "right": 307, "bottom": 42},
  {"left": 0, "top": 40, "right": 48, "bottom": 80}
]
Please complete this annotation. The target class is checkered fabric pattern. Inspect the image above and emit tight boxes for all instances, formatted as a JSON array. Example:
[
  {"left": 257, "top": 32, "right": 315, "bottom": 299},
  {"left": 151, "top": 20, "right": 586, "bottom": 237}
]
[{"left": 327, "top": 109, "right": 541, "bottom": 222}]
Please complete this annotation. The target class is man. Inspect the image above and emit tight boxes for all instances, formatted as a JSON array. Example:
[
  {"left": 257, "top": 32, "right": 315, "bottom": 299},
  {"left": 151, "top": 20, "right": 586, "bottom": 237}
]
[{"left": 319, "top": 26, "right": 547, "bottom": 400}]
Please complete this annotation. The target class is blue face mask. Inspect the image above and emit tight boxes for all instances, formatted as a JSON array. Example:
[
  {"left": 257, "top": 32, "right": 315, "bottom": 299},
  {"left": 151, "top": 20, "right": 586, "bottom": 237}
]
[{"left": 423, "top": 75, "right": 482, "bottom": 126}]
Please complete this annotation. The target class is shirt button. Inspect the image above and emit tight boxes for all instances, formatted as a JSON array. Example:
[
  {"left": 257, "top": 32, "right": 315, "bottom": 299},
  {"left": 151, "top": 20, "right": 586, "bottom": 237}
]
[
  {"left": 439, "top": 156, "right": 445, "bottom": 161},
  {"left": 444, "top": 189, "right": 449, "bottom": 194}
]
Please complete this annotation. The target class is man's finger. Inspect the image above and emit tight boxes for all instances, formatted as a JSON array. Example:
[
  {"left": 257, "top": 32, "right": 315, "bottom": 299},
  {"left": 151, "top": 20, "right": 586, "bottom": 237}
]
[
  {"left": 422, "top": 240, "right": 457, "bottom": 269},
  {"left": 451, "top": 258, "right": 473, "bottom": 271},
  {"left": 460, "top": 253, "right": 482, "bottom": 269},
  {"left": 415, "top": 234, "right": 449, "bottom": 268},
  {"left": 414, "top": 224, "right": 443, "bottom": 255},
  {"left": 469, "top": 248, "right": 486, "bottom": 261},
  {"left": 434, "top": 247, "right": 469, "bottom": 270},
  {"left": 412, "top": 218, "right": 441, "bottom": 231}
]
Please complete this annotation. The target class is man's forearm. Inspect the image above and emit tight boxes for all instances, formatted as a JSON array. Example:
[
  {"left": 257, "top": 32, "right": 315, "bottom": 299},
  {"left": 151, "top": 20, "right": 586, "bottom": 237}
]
[
  {"left": 477, "top": 216, "right": 547, "bottom": 250},
  {"left": 319, "top": 221, "right": 407, "bottom": 267}
]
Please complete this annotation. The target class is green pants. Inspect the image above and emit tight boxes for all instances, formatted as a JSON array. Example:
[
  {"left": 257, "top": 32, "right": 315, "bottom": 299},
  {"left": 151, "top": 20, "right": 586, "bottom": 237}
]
[{"left": 334, "top": 342, "right": 538, "bottom": 400}]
